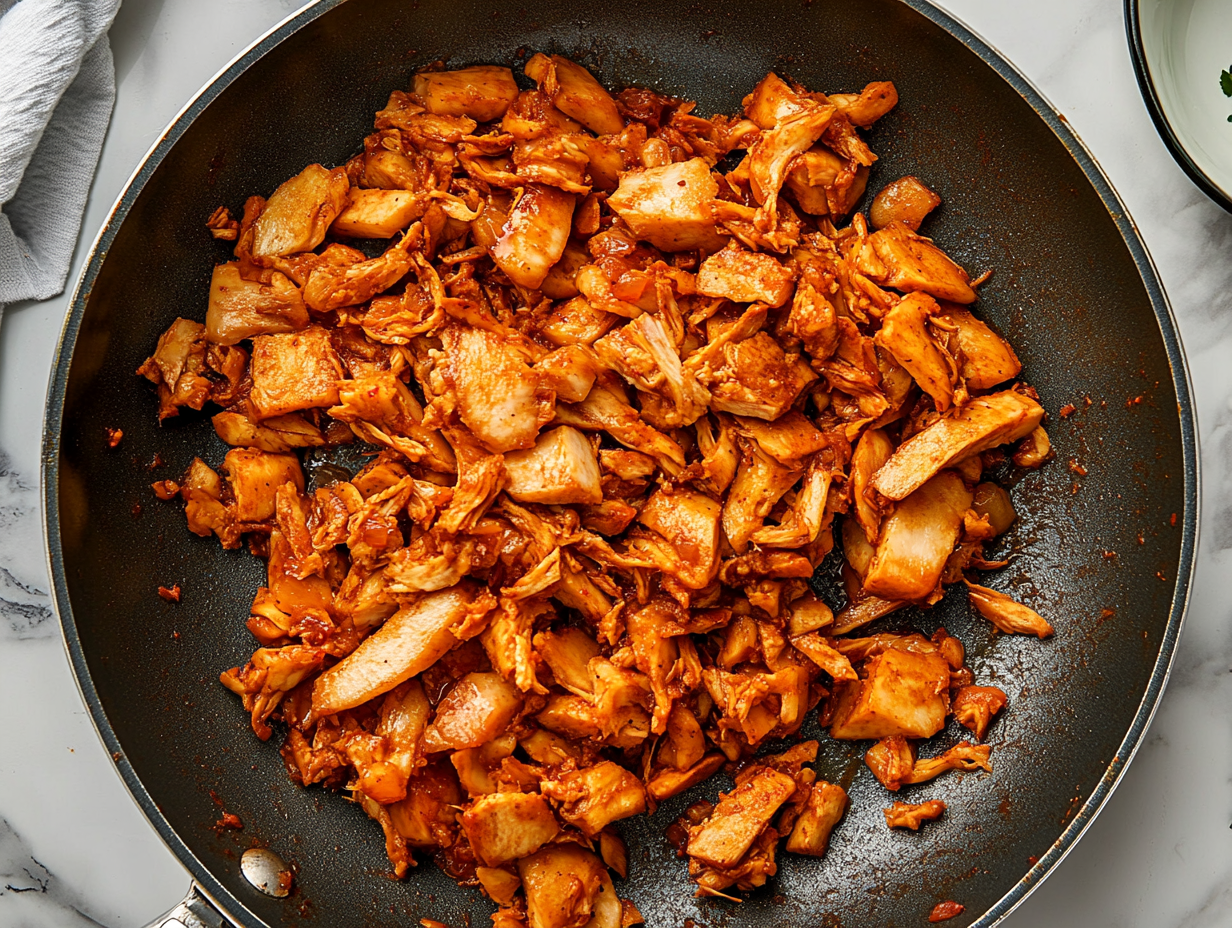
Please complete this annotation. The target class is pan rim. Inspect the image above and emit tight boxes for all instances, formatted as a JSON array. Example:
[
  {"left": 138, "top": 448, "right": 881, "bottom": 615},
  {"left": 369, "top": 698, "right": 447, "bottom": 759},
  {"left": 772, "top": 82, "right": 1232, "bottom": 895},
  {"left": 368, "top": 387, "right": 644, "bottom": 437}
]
[{"left": 40, "top": 1, "right": 1200, "bottom": 926}]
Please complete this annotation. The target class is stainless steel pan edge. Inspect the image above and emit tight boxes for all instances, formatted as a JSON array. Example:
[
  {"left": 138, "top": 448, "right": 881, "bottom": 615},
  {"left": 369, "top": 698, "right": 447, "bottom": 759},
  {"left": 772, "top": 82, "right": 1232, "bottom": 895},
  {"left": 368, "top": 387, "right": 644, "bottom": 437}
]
[{"left": 40, "top": 1, "right": 1199, "bottom": 926}]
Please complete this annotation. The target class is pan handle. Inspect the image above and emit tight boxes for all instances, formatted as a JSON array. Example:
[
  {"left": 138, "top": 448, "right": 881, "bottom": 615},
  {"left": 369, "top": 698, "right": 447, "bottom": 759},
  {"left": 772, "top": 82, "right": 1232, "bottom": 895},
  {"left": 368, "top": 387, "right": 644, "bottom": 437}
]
[{"left": 140, "top": 883, "right": 234, "bottom": 928}]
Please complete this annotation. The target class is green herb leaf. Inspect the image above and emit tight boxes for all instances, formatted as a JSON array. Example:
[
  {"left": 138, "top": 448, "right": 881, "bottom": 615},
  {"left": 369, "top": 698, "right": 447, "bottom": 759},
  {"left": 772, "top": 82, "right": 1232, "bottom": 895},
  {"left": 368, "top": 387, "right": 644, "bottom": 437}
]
[{"left": 1221, "top": 67, "right": 1232, "bottom": 97}]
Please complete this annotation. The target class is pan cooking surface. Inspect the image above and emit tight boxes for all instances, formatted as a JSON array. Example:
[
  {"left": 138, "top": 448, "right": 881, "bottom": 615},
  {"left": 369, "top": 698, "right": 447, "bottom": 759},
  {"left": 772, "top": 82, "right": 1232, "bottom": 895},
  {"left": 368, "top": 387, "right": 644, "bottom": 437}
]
[{"left": 45, "top": 1, "right": 1195, "bottom": 926}]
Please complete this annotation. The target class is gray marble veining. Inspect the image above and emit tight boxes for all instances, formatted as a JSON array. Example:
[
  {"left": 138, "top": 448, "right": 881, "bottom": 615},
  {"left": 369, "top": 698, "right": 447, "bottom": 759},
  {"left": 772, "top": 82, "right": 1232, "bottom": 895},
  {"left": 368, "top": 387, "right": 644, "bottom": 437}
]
[
  {"left": 1, "top": 1, "right": 1231, "bottom": 926},
  {"left": 0, "top": 449, "right": 54, "bottom": 639},
  {"left": 0, "top": 817, "right": 105, "bottom": 928}
]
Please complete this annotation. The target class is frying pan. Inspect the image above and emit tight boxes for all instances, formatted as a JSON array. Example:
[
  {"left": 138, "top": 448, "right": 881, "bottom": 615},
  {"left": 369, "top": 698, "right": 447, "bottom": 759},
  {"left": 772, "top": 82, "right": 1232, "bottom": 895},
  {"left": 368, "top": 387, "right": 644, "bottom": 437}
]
[{"left": 42, "top": 0, "right": 1198, "bottom": 926}]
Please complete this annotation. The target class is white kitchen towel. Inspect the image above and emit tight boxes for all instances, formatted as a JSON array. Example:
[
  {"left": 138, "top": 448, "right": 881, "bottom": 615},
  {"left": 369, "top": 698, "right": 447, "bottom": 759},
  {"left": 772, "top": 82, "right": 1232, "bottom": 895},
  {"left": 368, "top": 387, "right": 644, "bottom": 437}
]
[{"left": 0, "top": 0, "right": 121, "bottom": 315}]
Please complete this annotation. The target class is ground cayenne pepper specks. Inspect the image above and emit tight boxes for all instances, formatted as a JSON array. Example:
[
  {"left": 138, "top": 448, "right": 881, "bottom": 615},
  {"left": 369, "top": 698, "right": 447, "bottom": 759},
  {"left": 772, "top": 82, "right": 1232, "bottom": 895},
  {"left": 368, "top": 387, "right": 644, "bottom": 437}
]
[
  {"left": 929, "top": 901, "right": 965, "bottom": 922},
  {"left": 157, "top": 584, "right": 182, "bottom": 603}
]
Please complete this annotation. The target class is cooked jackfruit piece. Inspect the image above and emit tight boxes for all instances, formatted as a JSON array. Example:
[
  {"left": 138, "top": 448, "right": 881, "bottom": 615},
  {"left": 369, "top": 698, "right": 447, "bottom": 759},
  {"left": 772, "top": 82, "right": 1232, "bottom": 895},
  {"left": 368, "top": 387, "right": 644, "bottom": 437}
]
[
  {"left": 388, "top": 762, "right": 462, "bottom": 847},
  {"left": 869, "top": 175, "right": 940, "bottom": 231},
  {"left": 439, "top": 324, "right": 552, "bottom": 453},
  {"left": 851, "top": 427, "right": 893, "bottom": 542},
  {"left": 648, "top": 753, "right": 727, "bottom": 801},
  {"left": 633, "top": 486, "right": 723, "bottom": 589},
  {"left": 703, "top": 331, "right": 818, "bottom": 420},
  {"left": 747, "top": 100, "right": 836, "bottom": 222},
  {"left": 743, "top": 72, "right": 810, "bottom": 129},
  {"left": 697, "top": 248, "right": 797, "bottom": 308},
  {"left": 870, "top": 390, "right": 1045, "bottom": 500},
  {"left": 785, "top": 781, "right": 848, "bottom": 856},
  {"left": 462, "top": 791, "right": 559, "bottom": 866},
  {"left": 517, "top": 844, "right": 608, "bottom": 928},
  {"left": 687, "top": 768, "right": 797, "bottom": 869},
  {"left": 787, "top": 593, "right": 834, "bottom": 636},
  {"left": 222, "top": 448, "right": 303, "bottom": 522},
  {"left": 205, "top": 263, "right": 308, "bottom": 345},
  {"left": 965, "top": 581, "right": 1054, "bottom": 637},
  {"left": 538, "top": 295, "right": 618, "bottom": 347},
  {"left": 212, "top": 409, "right": 325, "bottom": 453},
  {"left": 1013, "top": 425, "right": 1052, "bottom": 468},
  {"left": 311, "top": 585, "right": 480, "bottom": 716},
  {"left": 875, "top": 292, "right": 956, "bottom": 411},
  {"left": 863, "top": 470, "right": 972, "bottom": 601},
  {"left": 504, "top": 426, "right": 602, "bottom": 505},
  {"left": 534, "top": 345, "right": 597, "bottom": 403},
  {"left": 791, "top": 633, "right": 857, "bottom": 682},
  {"left": 424, "top": 672, "right": 523, "bottom": 751},
  {"left": 524, "top": 54, "right": 623, "bottom": 136},
  {"left": 607, "top": 158, "right": 726, "bottom": 253},
  {"left": 249, "top": 326, "right": 345, "bottom": 419},
  {"left": 829, "top": 645, "right": 951, "bottom": 740},
  {"left": 541, "top": 760, "right": 647, "bottom": 836},
  {"left": 251, "top": 163, "right": 350, "bottom": 257},
  {"left": 951, "top": 685, "right": 1008, "bottom": 740},
  {"left": 302, "top": 231, "right": 417, "bottom": 311},
  {"left": 413, "top": 65, "right": 520, "bottom": 121},
  {"left": 330, "top": 188, "right": 428, "bottom": 238},
  {"left": 936, "top": 303, "right": 1022, "bottom": 390},
  {"left": 476, "top": 866, "right": 523, "bottom": 906},
  {"left": 535, "top": 626, "right": 601, "bottom": 695},
  {"left": 883, "top": 799, "right": 945, "bottom": 830},
  {"left": 490, "top": 184, "right": 576, "bottom": 289},
  {"left": 867, "top": 220, "right": 976, "bottom": 304},
  {"left": 828, "top": 81, "right": 898, "bottom": 127},
  {"left": 593, "top": 313, "right": 711, "bottom": 427},
  {"left": 722, "top": 441, "right": 801, "bottom": 553}
]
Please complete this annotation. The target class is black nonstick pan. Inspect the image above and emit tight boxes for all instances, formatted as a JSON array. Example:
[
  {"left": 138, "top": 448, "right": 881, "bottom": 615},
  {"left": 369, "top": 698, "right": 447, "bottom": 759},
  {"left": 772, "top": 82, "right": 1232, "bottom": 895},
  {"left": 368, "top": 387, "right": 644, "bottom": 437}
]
[{"left": 43, "top": 1, "right": 1198, "bottom": 926}]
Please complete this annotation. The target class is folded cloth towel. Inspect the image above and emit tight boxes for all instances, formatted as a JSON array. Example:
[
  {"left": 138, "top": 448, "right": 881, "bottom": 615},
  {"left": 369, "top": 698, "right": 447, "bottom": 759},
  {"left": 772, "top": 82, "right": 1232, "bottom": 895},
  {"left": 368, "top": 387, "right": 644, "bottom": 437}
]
[{"left": 0, "top": 0, "right": 121, "bottom": 314}]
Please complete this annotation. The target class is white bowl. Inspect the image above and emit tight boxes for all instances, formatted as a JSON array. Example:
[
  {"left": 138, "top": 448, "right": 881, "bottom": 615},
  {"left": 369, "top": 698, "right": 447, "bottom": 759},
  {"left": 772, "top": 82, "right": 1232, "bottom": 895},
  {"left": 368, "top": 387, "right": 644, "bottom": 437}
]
[{"left": 1129, "top": 0, "right": 1232, "bottom": 210}]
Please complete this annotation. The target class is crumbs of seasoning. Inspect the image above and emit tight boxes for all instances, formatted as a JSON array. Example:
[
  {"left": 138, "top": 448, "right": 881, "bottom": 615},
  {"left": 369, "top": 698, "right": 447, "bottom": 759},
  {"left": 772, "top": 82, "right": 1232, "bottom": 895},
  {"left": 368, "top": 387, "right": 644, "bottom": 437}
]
[
  {"left": 420, "top": 920, "right": 450, "bottom": 928},
  {"left": 217, "top": 811, "right": 243, "bottom": 830},
  {"left": 1171, "top": 512, "right": 1178, "bottom": 526},
  {"left": 147, "top": 452, "right": 165, "bottom": 470},
  {"left": 1068, "top": 459, "right": 1088, "bottom": 476},
  {"left": 105, "top": 427, "right": 123, "bottom": 448},
  {"left": 1058, "top": 403, "right": 1076, "bottom": 418},
  {"left": 277, "top": 870, "right": 294, "bottom": 894},
  {"left": 929, "top": 901, "right": 965, "bottom": 922},
  {"left": 157, "top": 584, "right": 182, "bottom": 603}
]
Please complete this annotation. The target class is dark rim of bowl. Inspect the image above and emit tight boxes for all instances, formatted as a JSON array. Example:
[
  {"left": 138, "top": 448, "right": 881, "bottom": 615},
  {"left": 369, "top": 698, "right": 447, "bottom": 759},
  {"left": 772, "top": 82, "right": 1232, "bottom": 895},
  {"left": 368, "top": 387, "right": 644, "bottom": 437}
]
[
  {"left": 43, "top": 2, "right": 1200, "bottom": 927},
  {"left": 1125, "top": 0, "right": 1232, "bottom": 213}
]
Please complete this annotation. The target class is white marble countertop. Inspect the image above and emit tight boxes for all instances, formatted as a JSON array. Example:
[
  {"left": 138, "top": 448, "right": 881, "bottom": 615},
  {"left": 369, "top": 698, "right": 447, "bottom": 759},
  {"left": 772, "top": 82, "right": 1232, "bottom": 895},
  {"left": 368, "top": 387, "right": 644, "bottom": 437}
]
[{"left": 2, "top": 0, "right": 1230, "bottom": 925}]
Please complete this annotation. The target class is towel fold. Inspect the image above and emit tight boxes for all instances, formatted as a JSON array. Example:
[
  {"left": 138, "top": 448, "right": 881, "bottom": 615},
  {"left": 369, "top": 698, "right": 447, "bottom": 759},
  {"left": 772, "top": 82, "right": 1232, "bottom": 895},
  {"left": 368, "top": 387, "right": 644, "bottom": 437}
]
[{"left": 0, "top": 0, "right": 121, "bottom": 313}]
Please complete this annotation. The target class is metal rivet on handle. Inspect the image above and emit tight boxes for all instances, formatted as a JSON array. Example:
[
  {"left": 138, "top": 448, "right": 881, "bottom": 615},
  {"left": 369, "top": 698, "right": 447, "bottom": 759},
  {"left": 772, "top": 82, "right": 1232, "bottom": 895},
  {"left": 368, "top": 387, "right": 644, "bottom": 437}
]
[{"left": 240, "top": 847, "right": 293, "bottom": 898}]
